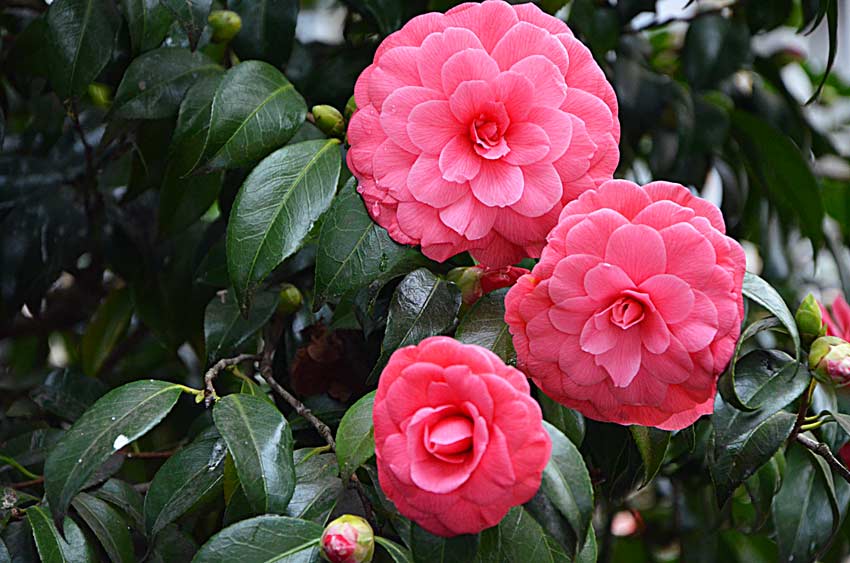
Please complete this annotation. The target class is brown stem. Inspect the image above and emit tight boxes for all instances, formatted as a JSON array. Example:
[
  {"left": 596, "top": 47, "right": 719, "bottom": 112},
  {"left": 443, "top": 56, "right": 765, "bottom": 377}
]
[
  {"left": 796, "top": 433, "right": 850, "bottom": 484},
  {"left": 790, "top": 379, "right": 817, "bottom": 442},
  {"left": 203, "top": 354, "right": 260, "bottom": 407},
  {"left": 120, "top": 449, "right": 176, "bottom": 459},
  {"left": 9, "top": 477, "right": 44, "bottom": 490}
]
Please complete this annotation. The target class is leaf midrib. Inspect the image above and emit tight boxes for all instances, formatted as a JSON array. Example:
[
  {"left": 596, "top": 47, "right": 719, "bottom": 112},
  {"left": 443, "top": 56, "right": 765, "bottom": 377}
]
[
  {"left": 319, "top": 216, "right": 376, "bottom": 299},
  {"left": 231, "top": 397, "right": 270, "bottom": 512},
  {"left": 68, "top": 0, "right": 94, "bottom": 92}
]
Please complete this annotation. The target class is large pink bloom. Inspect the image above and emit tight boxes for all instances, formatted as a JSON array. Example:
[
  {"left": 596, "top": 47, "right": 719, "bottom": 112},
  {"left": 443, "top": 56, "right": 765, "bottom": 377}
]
[
  {"left": 505, "top": 180, "right": 746, "bottom": 430},
  {"left": 373, "top": 336, "right": 551, "bottom": 536},
  {"left": 347, "top": 0, "right": 619, "bottom": 267}
]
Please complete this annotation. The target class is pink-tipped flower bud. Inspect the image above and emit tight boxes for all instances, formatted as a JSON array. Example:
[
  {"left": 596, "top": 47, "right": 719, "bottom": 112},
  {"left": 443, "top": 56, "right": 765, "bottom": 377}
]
[
  {"left": 448, "top": 265, "right": 529, "bottom": 307},
  {"left": 796, "top": 293, "right": 827, "bottom": 346},
  {"left": 320, "top": 515, "right": 374, "bottom": 563},
  {"left": 810, "top": 336, "right": 850, "bottom": 387}
]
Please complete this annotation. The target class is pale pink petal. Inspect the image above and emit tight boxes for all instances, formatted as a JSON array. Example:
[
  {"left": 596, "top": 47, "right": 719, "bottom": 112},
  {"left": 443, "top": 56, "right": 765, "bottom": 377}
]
[
  {"left": 580, "top": 315, "right": 619, "bottom": 354},
  {"left": 354, "top": 64, "right": 375, "bottom": 108},
  {"left": 511, "top": 163, "right": 561, "bottom": 217},
  {"left": 441, "top": 49, "right": 500, "bottom": 95},
  {"left": 644, "top": 181, "right": 725, "bottom": 233},
  {"left": 417, "top": 27, "right": 485, "bottom": 90},
  {"left": 595, "top": 180, "right": 654, "bottom": 220},
  {"left": 448, "top": 80, "right": 494, "bottom": 123},
  {"left": 510, "top": 55, "right": 568, "bottom": 108},
  {"left": 503, "top": 122, "right": 550, "bottom": 166},
  {"left": 595, "top": 329, "right": 643, "bottom": 387},
  {"left": 407, "top": 100, "right": 462, "bottom": 155},
  {"left": 604, "top": 224, "right": 667, "bottom": 284},
  {"left": 346, "top": 106, "right": 384, "bottom": 177},
  {"left": 439, "top": 135, "right": 482, "bottom": 183},
  {"left": 444, "top": 0, "right": 519, "bottom": 52},
  {"left": 549, "top": 296, "right": 597, "bottom": 334},
  {"left": 632, "top": 200, "right": 696, "bottom": 230},
  {"left": 639, "top": 274, "right": 695, "bottom": 324},
  {"left": 373, "top": 139, "right": 417, "bottom": 196},
  {"left": 513, "top": 3, "right": 571, "bottom": 35},
  {"left": 469, "top": 233, "right": 525, "bottom": 267},
  {"left": 439, "top": 193, "right": 497, "bottom": 240},
  {"left": 407, "top": 154, "right": 467, "bottom": 208},
  {"left": 522, "top": 106, "right": 574, "bottom": 163},
  {"left": 553, "top": 116, "right": 594, "bottom": 181},
  {"left": 583, "top": 262, "right": 634, "bottom": 302},
  {"left": 491, "top": 22, "right": 569, "bottom": 74},
  {"left": 380, "top": 86, "right": 444, "bottom": 154},
  {"left": 493, "top": 206, "right": 560, "bottom": 247},
  {"left": 640, "top": 311, "right": 671, "bottom": 354},
  {"left": 548, "top": 254, "right": 602, "bottom": 301},
  {"left": 564, "top": 209, "right": 629, "bottom": 258},
  {"left": 660, "top": 223, "right": 717, "bottom": 286},
  {"left": 562, "top": 88, "right": 613, "bottom": 147},
  {"left": 670, "top": 291, "right": 719, "bottom": 351},
  {"left": 492, "top": 71, "right": 535, "bottom": 122},
  {"left": 470, "top": 160, "right": 524, "bottom": 207}
]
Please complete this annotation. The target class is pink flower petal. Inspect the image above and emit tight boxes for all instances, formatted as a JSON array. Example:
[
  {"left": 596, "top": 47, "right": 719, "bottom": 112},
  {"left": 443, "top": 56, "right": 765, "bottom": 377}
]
[
  {"left": 639, "top": 274, "right": 695, "bottom": 325},
  {"left": 380, "top": 86, "right": 444, "bottom": 154},
  {"left": 439, "top": 134, "right": 482, "bottom": 183},
  {"left": 510, "top": 55, "right": 567, "bottom": 108},
  {"left": 444, "top": 0, "right": 519, "bottom": 52},
  {"left": 417, "top": 27, "right": 485, "bottom": 91},
  {"left": 407, "top": 100, "right": 462, "bottom": 155},
  {"left": 511, "top": 163, "right": 561, "bottom": 217},
  {"left": 449, "top": 80, "right": 494, "bottom": 123},
  {"left": 441, "top": 49, "right": 500, "bottom": 96},
  {"left": 583, "top": 262, "right": 634, "bottom": 302},
  {"left": 491, "top": 22, "right": 569, "bottom": 74},
  {"left": 407, "top": 154, "right": 467, "bottom": 208},
  {"left": 504, "top": 122, "right": 550, "bottom": 166},
  {"left": 470, "top": 159, "right": 524, "bottom": 207},
  {"left": 493, "top": 71, "right": 535, "bottom": 122},
  {"left": 604, "top": 224, "right": 667, "bottom": 284},
  {"left": 439, "top": 192, "right": 497, "bottom": 240},
  {"left": 595, "top": 329, "right": 643, "bottom": 387},
  {"left": 513, "top": 2, "right": 571, "bottom": 35}
]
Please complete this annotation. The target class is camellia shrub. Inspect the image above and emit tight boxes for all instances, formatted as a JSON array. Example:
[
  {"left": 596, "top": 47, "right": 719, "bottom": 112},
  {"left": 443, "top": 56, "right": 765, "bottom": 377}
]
[{"left": 2, "top": 0, "right": 850, "bottom": 562}]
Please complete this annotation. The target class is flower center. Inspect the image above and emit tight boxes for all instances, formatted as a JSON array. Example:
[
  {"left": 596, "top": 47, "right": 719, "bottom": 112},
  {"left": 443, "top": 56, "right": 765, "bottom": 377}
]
[
  {"left": 424, "top": 415, "right": 474, "bottom": 463},
  {"left": 610, "top": 296, "right": 645, "bottom": 329}
]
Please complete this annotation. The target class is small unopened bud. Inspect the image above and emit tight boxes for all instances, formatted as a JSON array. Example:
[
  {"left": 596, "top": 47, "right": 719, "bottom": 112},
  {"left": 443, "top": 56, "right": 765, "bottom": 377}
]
[
  {"left": 312, "top": 105, "right": 346, "bottom": 139},
  {"left": 796, "top": 293, "right": 827, "bottom": 346},
  {"left": 344, "top": 96, "right": 357, "bottom": 122},
  {"left": 87, "top": 83, "right": 113, "bottom": 108},
  {"left": 810, "top": 336, "right": 850, "bottom": 387},
  {"left": 276, "top": 284, "right": 303, "bottom": 316},
  {"left": 479, "top": 265, "right": 529, "bottom": 295},
  {"left": 320, "top": 515, "right": 374, "bottom": 563},
  {"left": 208, "top": 10, "right": 242, "bottom": 43},
  {"left": 447, "top": 266, "right": 483, "bottom": 307}
]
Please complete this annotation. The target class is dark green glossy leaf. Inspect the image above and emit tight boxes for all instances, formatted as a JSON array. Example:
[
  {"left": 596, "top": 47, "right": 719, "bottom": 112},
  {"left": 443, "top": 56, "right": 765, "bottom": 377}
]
[
  {"left": 721, "top": 350, "right": 809, "bottom": 414},
  {"left": 474, "top": 507, "right": 568, "bottom": 563},
  {"left": 161, "top": 0, "right": 212, "bottom": 50},
  {"left": 144, "top": 434, "right": 227, "bottom": 537},
  {"left": 44, "top": 380, "right": 184, "bottom": 522},
  {"left": 368, "top": 269, "right": 462, "bottom": 383},
  {"left": 742, "top": 272, "right": 801, "bottom": 359},
  {"left": 411, "top": 524, "right": 478, "bottom": 563},
  {"left": 148, "top": 526, "right": 199, "bottom": 563},
  {"left": 376, "top": 536, "right": 412, "bottom": 563},
  {"left": 170, "top": 74, "right": 223, "bottom": 176},
  {"left": 28, "top": 506, "right": 95, "bottom": 563},
  {"left": 772, "top": 443, "right": 840, "bottom": 562},
  {"left": 190, "top": 515, "right": 322, "bottom": 562},
  {"left": 30, "top": 369, "right": 107, "bottom": 422},
  {"left": 286, "top": 449, "right": 343, "bottom": 522},
  {"left": 200, "top": 61, "right": 307, "bottom": 171},
  {"left": 540, "top": 422, "right": 593, "bottom": 556},
  {"left": 226, "top": 139, "right": 341, "bottom": 310},
  {"left": 538, "top": 391, "right": 585, "bottom": 447},
  {"left": 345, "top": 0, "right": 406, "bottom": 34},
  {"left": 113, "top": 48, "right": 221, "bottom": 119},
  {"left": 709, "top": 396, "right": 796, "bottom": 506},
  {"left": 732, "top": 113, "right": 825, "bottom": 246},
  {"left": 72, "top": 492, "right": 135, "bottom": 563},
  {"left": 335, "top": 390, "right": 375, "bottom": 480},
  {"left": 81, "top": 287, "right": 133, "bottom": 377},
  {"left": 158, "top": 157, "right": 223, "bottom": 236},
  {"left": 230, "top": 0, "right": 298, "bottom": 67},
  {"left": 314, "top": 178, "right": 426, "bottom": 305},
  {"left": 743, "top": 449, "right": 785, "bottom": 531},
  {"left": 122, "top": 0, "right": 173, "bottom": 54},
  {"left": 93, "top": 479, "right": 145, "bottom": 532},
  {"left": 455, "top": 288, "right": 515, "bottom": 363},
  {"left": 682, "top": 14, "right": 750, "bottom": 90},
  {"left": 46, "top": 0, "right": 119, "bottom": 97},
  {"left": 807, "top": 0, "right": 838, "bottom": 103},
  {"left": 204, "top": 289, "right": 278, "bottom": 363},
  {"left": 630, "top": 426, "right": 670, "bottom": 486},
  {"left": 0, "top": 539, "right": 9, "bottom": 563},
  {"left": 213, "top": 394, "right": 296, "bottom": 515}
]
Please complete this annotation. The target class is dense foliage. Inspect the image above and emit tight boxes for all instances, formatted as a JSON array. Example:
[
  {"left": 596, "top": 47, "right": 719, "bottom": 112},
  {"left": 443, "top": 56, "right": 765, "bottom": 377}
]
[{"left": 1, "top": 0, "right": 849, "bottom": 562}]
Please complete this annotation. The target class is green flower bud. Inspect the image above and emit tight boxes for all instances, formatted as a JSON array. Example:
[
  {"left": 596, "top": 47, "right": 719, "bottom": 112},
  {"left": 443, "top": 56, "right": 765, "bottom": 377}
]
[
  {"left": 87, "top": 83, "right": 113, "bottom": 108},
  {"left": 796, "top": 293, "right": 827, "bottom": 345},
  {"left": 208, "top": 10, "right": 242, "bottom": 43},
  {"left": 447, "top": 266, "right": 483, "bottom": 307},
  {"left": 312, "top": 105, "right": 346, "bottom": 139},
  {"left": 344, "top": 95, "right": 357, "bottom": 122},
  {"left": 276, "top": 284, "right": 303, "bottom": 316},
  {"left": 320, "top": 515, "right": 374, "bottom": 563},
  {"left": 810, "top": 336, "right": 850, "bottom": 387}
]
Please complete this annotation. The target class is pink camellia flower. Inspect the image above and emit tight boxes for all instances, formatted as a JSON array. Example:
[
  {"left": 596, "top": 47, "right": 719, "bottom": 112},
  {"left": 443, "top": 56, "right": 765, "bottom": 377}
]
[
  {"left": 820, "top": 295, "right": 850, "bottom": 341},
  {"left": 347, "top": 0, "right": 619, "bottom": 267},
  {"left": 505, "top": 180, "right": 746, "bottom": 430},
  {"left": 373, "top": 336, "right": 551, "bottom": 536}
]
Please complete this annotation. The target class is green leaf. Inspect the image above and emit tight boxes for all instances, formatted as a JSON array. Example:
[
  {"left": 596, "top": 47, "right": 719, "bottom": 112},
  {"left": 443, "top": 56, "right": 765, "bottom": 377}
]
[
  {"left": 681, "top": 14, "right": 750, "bottom": 90},
  {"left": 575, "top": 526, "right": 597, "bottom": 563},
  {"left": 286, "top": 449, "right": 343, "bottom": 522},
  {"left": 161, "top": 0, "right": 212, "bottom": 50},
  {"left": 31, "top": 369, "right": 107, "bottom": 421},
  {"left": 742, "top": 272, "right": 801, "bottom": 359},
  {"left": 121, "top": 0, "right": 173, "bottom": 54},
  {"left": 190, "top": 515, "right": 322, "bottom": 563},
  {"left": 148, "top": 526, "right": 199, "bottom": 563},
  {"left": 335, "top": 390, "right": 375, "bottom": 480},
  {"left": 538, "top": 391, "right": 584, "bottom": 447},
  {"left": 346, "top": 0, "right": 406, "bottom": 34},
  {"left": 230, "top": 0, "right": 299, "bottom": 67},
  {"left": 226, "top": 139, "right": 341, "bottom": 310},
  {"left": 144, "top": 434, "right": 227, "bottom": 537},
  {"left": 81, "top": 288, "right": 133, "bottom": 377},
  {"left": 732, "top": 113, "right": 825, "bottom": 246},
  {"left": 709, "top": 397, "right": 797, "bottom": 506},
  {"left": 46, "top": 0, "right": 119, "bottom": 97},
  {"left": 213, "top": 394, "right": 296, "bottom": 515},
  {"left": 170, "top": 74, "right": 223, "bottom": 176},
  {"left": 772, "top": 443, "right": 841, "bottom": 562},
  {"left": 28, "top": 506, "right": 95, "bottom": 563},
  {"left": 72, "top": 492, "right": 135, "bottom": 563},
  {"left": 368, "top": 269, "right": 462, "bottom": 384},
  {"left": 743, "top": 449, "right": 785, "bottom": 531},
  {"left": 0, "top": 538, "right": 9, "bottom": 563},
  {"left": 410, "top": 524, "right": 478, "bottom": 563},
  {"left": 376, "top": 537, "right": 412, "bottom": 563},
  {"left": 44, "top": 380, "right": 184, "bottom": 523},
  {"left": 474, "top": 507, "right": 568, "bottom": 563},
  {"left": 113, "top": 48, "right": 221, "bottom": 119},
  {"left": 630, "top": 426, "right": 670, "bottom": 486},
  {"left": 158, "top": 157, "right": 223, "bottom": 236},
  {"left": 455, "top": 288, "right": 515, "bottom": 363},
  {"left": 199, "top": 61, "right": 307, "bottom": 171},
  {"left": 204, "top": 289, "right": 278, "bottom": 363},
  {"left": 93, "top": 479, "right": 145, "bottom": 532},
  {"left": 807, "top": 0, "right": 838, "bottom": 103},
  {"left": 721, "top": 350, "right": 809, "bottom": 413},
  {"left": 314, "top": 178, "right": 426, "bottom": 305},
  {"left": 540, "top": 422, "right": 593, "bottom": 556}
]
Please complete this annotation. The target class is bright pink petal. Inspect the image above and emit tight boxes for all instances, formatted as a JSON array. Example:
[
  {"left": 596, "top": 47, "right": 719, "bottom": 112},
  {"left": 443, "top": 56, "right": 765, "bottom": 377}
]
[
  {"left": 510, "top": 55, "right": 567, "bottom": 108},
  {"left": 513, "top": 3, "right": 571, "bottom": 35},
  {"left": 491, "top": 22, "right": 569, "bottom": 74},
  {"left": 670, "top": 291, "right": 719, "bottom": 351},
  {"left": 444, "top": 0, "right": 519, "bottom": 52},
  {"left": 407, "top": 100, "right": 462, "bottom": 155},
  {"left": 407, "top": 154, "right": 467, "bottom": 208},
  {"left": 439, "top": 135, "right": 482, "bottom": 183},
  {"left": 504, "top": 122, "right": 550, "bottom": 166},
  {"left": 639, "top": 274, "right": 695, "bottom": 324},
  {"left": 583, "top": 262, "right": 634, "bottom": 302},
  {"left": 493, "top": 71, "right": 535, "bottom": 122},
  {"left": 605, "top": 224, "right": 666, "bottom": 284},
  {"left": 595, "top": 329, "right": 643, "bottom": 387},
  {"left": 449, "top": 80, "right": 494, "bottom": 123},
  {"left": 441, "top": 49, "right": 500, "bottom": 95},
  {"left": 511, "top": 163, "right": 561, "bottom": 217},
  {"left": 380, "top": 86, "right": 444, "bottom": 154},
  {"left": 439, "top": 193, "right": 497, "bottom": 240},
  {"left": 417, "top": 27, "right": 485, "bottom": 91},
  {"left": 470, "top": 160, "right": 524, "bottom": 207}
]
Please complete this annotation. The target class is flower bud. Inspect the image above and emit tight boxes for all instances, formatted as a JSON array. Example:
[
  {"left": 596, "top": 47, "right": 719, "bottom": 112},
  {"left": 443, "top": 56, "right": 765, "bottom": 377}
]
[
  {"left": 87, "top": 83, "right": 113, "bottom": 108},
  {"left": 344, "top": 96, "right": 357, "bottom": 122},
  {"left": 208, "top": 10, "right": 242, "bottom": 43},
  {"left": 447, "top": 266, "right": 483, "bottom": 307},
  {"left": 276, "top": 283, "right": 303, "bottom": 316},
  {"left": 479, "top": 265, "right": 529, "bottom": 295},
  {"left": 312, "top": 105, "right": 346, "bottom": 139},
  {"left": 809, "top": 336, "right": 850, "bottom": 386},
  {"left": 796, "top": 293, "right": 827, "bottom": 345},
  {"left": 320, "top": 515, "right": 374, "bottom": 563}
]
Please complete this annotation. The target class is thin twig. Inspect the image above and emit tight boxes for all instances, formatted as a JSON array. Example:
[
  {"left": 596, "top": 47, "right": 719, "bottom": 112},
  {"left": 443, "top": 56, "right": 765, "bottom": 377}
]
[
  {"left": 121, "top": 449, "right": 176, "bottom": 460},
  {"left": 791, "top": 379, "right": 817, "bottom": 442},
  {"left": 796, "top": 433, "right": 850, "bottom": 484},
  {"left": 258, "top": 321, "right": 337, "bottom": 450},
  {"left": 68, "top": 99, "right": 94, "bottom": 180},
  {"left": 203, "top": 354, "right": 260, "bottom": 407},
  {"left": 9, "top": 477, "right": 44, "bottom": 490}
]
